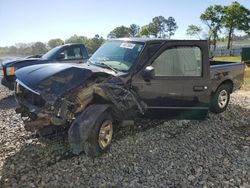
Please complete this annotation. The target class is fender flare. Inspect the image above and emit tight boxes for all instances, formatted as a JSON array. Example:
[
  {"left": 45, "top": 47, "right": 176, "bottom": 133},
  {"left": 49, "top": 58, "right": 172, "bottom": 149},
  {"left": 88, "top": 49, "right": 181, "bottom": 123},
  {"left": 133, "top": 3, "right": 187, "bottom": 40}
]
[{"left": 68, "top": 104, "right": 111, "bottom": 155}]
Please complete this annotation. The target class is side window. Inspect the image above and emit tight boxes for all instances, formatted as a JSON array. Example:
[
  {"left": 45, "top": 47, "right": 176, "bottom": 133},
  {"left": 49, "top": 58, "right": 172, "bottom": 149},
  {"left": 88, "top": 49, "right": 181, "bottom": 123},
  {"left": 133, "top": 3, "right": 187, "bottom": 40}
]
[
  {"left": 153, "top": 46, "right": 202, "bottom": 77},
  {"left": 61, "top": 46, "right": 83, "bottom": 60},
  {"left": 136, "top": 43, "right": 162, "bottom": 72}
]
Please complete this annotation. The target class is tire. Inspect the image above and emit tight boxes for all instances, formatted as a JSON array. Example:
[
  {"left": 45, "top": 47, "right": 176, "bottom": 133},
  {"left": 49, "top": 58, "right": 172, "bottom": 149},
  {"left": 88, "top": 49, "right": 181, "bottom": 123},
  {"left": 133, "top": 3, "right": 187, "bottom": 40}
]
[
  {"left": 84, "top": 111, "right": 113, "bottom": 158},
  {"left": 210, "top": 84, "right": 231, "bottom": 113}
]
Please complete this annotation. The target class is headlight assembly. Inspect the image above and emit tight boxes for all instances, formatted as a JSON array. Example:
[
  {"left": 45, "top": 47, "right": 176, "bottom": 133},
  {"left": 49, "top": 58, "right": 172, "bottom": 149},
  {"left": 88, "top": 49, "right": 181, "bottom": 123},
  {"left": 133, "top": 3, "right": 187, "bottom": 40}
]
[{"left": 6, "top": 67, "right": 15, "bottom": 75}]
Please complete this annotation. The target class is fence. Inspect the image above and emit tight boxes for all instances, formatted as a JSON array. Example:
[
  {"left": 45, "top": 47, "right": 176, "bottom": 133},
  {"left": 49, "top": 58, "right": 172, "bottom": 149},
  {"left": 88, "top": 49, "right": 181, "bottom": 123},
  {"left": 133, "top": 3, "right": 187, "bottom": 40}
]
[
  {"left": 211, "top": 44, "right": 250, "bottom": 57},
  {"left": 212, "top": 48, "right": 242, "bottom": 57}
]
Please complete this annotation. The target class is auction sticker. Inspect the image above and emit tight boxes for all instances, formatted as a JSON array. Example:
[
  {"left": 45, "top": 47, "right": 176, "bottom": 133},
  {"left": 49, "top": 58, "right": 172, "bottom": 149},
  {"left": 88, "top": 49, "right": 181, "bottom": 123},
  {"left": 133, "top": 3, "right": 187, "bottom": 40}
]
[{"left": 120, "top": 43, "right": 135, "bottom": 49}]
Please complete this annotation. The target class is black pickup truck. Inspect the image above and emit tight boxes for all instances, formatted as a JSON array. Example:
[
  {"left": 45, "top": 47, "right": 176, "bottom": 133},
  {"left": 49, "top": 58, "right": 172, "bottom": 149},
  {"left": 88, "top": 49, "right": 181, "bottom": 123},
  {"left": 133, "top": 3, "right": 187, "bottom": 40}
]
[
  {"left": 1, "top": 43, "right": 89, "bottom": 89},
  {"left": 14, "top": 38, "right": 245, "bottom": 157}
]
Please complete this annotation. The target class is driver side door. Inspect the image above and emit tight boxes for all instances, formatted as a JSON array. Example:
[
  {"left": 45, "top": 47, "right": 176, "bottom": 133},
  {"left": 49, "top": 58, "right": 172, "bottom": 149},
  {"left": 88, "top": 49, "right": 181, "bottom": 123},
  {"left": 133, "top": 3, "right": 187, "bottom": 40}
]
[{"left": 132, "top": 41, "right": 210, "bottom": 119}]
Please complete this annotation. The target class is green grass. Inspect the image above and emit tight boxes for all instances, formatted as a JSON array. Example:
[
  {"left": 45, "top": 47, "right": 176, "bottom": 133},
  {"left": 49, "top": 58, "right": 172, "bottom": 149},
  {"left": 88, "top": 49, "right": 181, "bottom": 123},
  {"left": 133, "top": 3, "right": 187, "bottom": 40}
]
[
  {"left": 212, "top": 56, "right": 241, "bottom": 62},
  {"left": 244, "top": 67, "right": 250, "bottom": 91}
]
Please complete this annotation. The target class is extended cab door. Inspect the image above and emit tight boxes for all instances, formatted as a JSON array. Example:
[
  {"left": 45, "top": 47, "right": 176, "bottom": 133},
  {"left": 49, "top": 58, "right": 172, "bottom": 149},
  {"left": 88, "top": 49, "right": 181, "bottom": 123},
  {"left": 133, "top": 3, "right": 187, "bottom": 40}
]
[
  {"left": 56, "top": 45, "right": 89, "bottom": 64},
  {"left": 132, "top": 40, "right": 211, "bottom": 119}
]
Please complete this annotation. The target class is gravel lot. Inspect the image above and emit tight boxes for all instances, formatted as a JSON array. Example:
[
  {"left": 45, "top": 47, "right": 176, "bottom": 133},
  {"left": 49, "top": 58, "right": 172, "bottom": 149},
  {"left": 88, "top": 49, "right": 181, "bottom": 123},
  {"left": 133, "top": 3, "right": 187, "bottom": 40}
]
[{"left": 0, "top": 75, "right": 249, "bottom": 187}]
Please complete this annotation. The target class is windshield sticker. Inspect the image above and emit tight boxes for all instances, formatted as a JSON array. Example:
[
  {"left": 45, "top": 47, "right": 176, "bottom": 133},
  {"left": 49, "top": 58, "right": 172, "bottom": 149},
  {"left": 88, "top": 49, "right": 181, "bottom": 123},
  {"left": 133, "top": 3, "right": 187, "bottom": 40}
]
[{"left": 120, "top": 43, "right": 136, "bottom": 49}]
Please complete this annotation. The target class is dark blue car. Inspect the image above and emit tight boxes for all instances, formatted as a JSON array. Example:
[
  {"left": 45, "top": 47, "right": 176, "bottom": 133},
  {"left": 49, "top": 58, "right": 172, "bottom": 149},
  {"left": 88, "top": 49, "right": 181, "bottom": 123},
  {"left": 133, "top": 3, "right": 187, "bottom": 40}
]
[{"left": 1, "top": 43, "right": 89, "bottom": 90}]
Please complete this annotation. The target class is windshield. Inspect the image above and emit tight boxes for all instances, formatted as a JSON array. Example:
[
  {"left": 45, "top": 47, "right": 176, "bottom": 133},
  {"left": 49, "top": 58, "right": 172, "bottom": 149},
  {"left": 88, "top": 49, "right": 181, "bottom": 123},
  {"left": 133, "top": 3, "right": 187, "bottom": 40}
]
[
  {"left": 89, "top": 41, "right": 144, "bottom": 72},
  {"left": 42, "top": 46, "right": 61, "bottom": 60}
]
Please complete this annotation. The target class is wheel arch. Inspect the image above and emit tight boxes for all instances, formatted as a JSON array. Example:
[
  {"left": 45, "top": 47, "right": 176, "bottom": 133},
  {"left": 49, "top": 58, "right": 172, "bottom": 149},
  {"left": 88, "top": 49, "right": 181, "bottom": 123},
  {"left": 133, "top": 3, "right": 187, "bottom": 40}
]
[
  {"left": 213, "top": 79, "right": 234, "bottom": 95},
  {"left": 68, "top": 104, "right": 113, "bottom": 155},
  {"left": 210, "top": 79, "right": 232, "bottom": 113}
]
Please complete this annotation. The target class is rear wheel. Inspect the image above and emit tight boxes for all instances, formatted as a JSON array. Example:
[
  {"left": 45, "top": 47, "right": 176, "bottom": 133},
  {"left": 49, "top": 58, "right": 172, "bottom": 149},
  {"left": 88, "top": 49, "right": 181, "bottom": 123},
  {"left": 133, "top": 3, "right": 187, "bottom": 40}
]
[
  {"left": 84, "top": 111, "right": 113, "bottom": 157},
  {"left": 210, "top": 84, "right": 231, "bottom": 113}
]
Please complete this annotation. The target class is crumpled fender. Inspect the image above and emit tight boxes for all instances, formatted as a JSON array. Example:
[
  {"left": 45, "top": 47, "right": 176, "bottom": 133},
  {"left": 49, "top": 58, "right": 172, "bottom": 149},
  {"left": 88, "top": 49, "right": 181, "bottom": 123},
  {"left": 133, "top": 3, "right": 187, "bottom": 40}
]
[{"left": 68, "top": 104, "right": 111, "bottom": 155}]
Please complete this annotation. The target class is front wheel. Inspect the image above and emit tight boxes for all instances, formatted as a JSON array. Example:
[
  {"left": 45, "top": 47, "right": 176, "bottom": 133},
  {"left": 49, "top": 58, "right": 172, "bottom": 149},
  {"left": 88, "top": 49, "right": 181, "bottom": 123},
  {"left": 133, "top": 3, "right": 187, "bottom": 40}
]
[
  {"left": 84, "top": 111, "right": 114, "bottom": 157},
  {"left": 210, "top": 84, "right": 231, "bottom": 113}
]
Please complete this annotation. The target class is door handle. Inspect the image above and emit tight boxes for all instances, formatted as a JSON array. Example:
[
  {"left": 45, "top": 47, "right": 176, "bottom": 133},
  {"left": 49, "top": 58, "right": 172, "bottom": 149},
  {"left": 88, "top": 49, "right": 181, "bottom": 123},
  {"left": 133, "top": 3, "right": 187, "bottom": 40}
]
[
  {"left": 145, "top": 80, "right": 151, "bottom": 85},
  {"left": 193, "top": 85, "right": 207, "bottom": 92},
  {"left": 144, "top": 79, "right": 151, "bottom": 85}
]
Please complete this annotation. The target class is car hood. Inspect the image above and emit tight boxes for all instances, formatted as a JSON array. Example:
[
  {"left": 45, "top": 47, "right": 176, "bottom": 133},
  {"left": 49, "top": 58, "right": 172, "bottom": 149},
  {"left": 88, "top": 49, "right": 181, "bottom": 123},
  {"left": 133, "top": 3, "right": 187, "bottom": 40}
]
[
  {"left": 2, "top": 58, "right": 45, "bottom": 67},
  {"left": 15, "top": 63, "right": 114, "bottom": 103}
]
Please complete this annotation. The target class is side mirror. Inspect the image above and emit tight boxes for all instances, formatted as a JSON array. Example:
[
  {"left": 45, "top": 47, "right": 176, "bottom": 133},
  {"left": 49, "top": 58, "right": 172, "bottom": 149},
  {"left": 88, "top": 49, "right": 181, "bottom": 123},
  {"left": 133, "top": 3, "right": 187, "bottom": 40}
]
[
  {"left": 142, "top": 66, "right": 155, "bottom": 80},
  {"left": 57, "top": 53, "right": 65, "bottom": 60}
]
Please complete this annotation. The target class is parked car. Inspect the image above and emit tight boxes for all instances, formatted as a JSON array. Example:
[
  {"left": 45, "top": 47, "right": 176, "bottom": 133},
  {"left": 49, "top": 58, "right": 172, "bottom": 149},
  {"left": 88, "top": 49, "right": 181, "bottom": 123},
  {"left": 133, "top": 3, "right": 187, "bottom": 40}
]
[
  {"left": 1, "top": 43, "right": 89, "bottom": 90},
  {"left": 14, "top": 38, "right": 245, "bottom": 157}
]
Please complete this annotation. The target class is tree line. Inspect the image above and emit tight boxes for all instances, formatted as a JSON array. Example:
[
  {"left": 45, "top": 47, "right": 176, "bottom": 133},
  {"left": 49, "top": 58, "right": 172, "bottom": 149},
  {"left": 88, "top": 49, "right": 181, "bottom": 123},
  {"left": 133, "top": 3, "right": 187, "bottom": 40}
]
[
  {"left": 0, "top": 1, "right": 249, "bottom": 56},
  {"left": 108, "top": 16, "right": 178, "bottom": 39},
  {"left": 0, "top": 15, "right": 178, "bottom": 57},
  {"left": 0, "top": 34, "right": 105, "bottom": 57},
  {"left": 186, "top": 1, "right": 250, "bottom": 50}
]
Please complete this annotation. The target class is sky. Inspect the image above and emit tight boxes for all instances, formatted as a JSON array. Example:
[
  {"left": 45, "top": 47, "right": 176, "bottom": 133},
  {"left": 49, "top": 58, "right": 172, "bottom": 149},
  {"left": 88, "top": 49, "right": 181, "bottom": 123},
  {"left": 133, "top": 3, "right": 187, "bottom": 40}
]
[{"left": 0, "top": 0, "right": 249, "bottom": 47}]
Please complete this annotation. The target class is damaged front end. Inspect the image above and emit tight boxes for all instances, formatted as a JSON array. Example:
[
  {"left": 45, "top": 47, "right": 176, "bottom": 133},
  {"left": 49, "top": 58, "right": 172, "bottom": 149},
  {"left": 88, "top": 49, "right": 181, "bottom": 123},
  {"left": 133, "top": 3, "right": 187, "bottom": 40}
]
[
  {"left": 14, "top": 65, "right": 146, "bottom": 135},
  {"left": 15, "top": 79, "right": 75, "bottom": 132}
]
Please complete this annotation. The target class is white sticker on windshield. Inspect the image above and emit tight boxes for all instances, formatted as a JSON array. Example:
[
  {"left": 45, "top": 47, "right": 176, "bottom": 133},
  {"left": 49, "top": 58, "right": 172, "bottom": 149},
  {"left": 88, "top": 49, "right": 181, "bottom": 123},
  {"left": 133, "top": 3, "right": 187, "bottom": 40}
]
[{"left": 120, "top": 43, "right": 136, "bottom": 49}]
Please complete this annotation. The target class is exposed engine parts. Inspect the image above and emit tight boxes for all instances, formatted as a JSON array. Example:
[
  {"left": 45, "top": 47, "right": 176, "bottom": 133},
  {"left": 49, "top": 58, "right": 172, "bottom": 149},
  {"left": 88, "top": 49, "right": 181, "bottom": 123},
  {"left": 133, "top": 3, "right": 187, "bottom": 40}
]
[{"left": 15, "top": 74, "right": 147, "bottom": 134}]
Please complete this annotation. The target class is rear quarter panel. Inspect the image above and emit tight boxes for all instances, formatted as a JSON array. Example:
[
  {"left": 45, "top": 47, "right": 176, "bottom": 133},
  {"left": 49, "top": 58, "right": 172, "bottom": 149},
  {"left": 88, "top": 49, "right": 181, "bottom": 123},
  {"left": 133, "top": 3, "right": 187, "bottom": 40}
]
[{"left": 210, "top": 62, "right": 245, "bottom": 93}]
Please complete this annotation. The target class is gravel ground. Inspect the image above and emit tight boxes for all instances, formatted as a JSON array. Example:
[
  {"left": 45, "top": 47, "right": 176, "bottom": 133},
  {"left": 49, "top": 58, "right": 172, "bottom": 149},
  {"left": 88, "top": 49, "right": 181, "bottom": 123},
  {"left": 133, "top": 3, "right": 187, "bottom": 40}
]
[{"left": 0, "top": 77, "right": 249, "bottom": 188}]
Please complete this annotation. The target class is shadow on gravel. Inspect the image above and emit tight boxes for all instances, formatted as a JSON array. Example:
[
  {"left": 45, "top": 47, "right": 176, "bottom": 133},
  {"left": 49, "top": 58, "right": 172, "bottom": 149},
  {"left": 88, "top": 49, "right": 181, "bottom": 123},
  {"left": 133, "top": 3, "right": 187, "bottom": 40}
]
[
  {"left": 0, "top": 95, "right": 18, "bottom": 110},
  {"left": 0, "top": 103, "right": 249, "bottom": 187},
  {"left": 0, "top": 136, "right": 71, "bottom": 187},
  {"left": 114, "top": 118, "right": 193, "bottom": 141},
  {"left": 228, "top": 105, "right": 250, "bottom": 138}
]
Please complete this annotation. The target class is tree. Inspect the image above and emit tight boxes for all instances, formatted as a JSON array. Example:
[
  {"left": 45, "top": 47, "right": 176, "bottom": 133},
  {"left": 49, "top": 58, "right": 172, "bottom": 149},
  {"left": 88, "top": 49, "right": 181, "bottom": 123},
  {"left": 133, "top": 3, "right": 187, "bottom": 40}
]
[
  {"left": 148, "top": 16, "right": 166, "bottom": 37},
  {"left": 186, "top": 25, "right": 202, "bottom": 39},
  {"left": 108, "top": 26, "right": 130, "bottom": 38},
  {"left": 31, "top": 42, "right": 47, "bottom": 55},
  {"left": 200, "top": 5, "right": 224, "bottom": 51},
  {"left": 14, "top": 43, "right": 33, "bottom": 56},
  {"left": 48, "top": 38, "right": 64, "bottom": 49},
  {"left": 65, "top": 34, "right": 105, "bottom": 54},
  {"left": 138, "top": 25, "right": 150, "bottom": 37},
  {"left": 86, "top": 34, "right": 105, "bottom": 54},
  {"left": 8, "top": 46, "right": 18, "bottom": 55},
  {"left": 65, "top": 34, "right": 88, "bottom": 44},
  {"left": 147, "top": 16, "right": 178, "bottom": 38},
  {"left": 129, "top": 24, "right": 140, "bottom": 37},
  {"left": 222, "top": 1, "right": 250, "bottom": 49},
  {"left": 0, "top": 47, "right": 10, "bottom": 55},
  {"left": 164, "top": 16, "right": 178, "bottom": 39}
]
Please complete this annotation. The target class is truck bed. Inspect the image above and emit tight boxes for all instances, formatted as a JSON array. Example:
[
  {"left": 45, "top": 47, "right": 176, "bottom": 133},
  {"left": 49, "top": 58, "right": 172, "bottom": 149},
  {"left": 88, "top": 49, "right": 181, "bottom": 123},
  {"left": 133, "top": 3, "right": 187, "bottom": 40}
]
[
  {"left": 210, "top": 61, "right": 245, "bottom": 93},
  {"left": 210, "top": 61, "right": 240, "bottom": 66}
]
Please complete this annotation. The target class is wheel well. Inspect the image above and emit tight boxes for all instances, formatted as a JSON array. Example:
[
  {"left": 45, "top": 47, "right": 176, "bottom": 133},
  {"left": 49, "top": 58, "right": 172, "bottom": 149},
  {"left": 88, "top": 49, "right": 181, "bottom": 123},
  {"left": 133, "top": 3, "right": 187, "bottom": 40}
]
[{"left": 218, "top": 80, "right": 234, "bottom": 93}]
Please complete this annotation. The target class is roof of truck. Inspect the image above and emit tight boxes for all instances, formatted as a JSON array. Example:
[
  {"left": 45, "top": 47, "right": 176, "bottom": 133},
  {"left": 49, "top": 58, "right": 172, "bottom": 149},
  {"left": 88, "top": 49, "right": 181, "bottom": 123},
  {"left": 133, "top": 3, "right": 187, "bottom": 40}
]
[
  {"left": 110, "top": 38, "right": 166, "bottom": 43},
  {"left": 61, "top": 43, "right": 85, "bottom": 47},
  {"left": 110, "top": 38, "right": 208, "bottom": 43}
]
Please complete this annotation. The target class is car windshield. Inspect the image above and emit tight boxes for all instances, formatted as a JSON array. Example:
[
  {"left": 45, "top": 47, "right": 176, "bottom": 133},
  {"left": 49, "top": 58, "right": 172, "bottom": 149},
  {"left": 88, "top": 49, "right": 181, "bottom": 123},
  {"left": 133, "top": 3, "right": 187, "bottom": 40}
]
[
  {"left": 42, "top": 46, "right": 61, "bottom": 60},
  {"left": 89, "top": 41, "right": 144, "bottom": 72}
]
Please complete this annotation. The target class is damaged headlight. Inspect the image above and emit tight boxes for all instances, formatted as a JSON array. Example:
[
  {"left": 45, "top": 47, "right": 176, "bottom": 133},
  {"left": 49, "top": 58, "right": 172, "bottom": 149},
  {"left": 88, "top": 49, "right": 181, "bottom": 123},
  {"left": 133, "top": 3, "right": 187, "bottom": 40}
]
[{"left": 6, "top": 67, "right": 15, "bottom": 75}]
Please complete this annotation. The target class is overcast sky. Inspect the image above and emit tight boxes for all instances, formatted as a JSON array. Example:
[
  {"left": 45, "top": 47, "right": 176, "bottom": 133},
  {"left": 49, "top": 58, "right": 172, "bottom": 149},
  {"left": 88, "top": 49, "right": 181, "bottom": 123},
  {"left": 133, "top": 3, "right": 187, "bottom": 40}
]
[{"left": 0, "top": 0, "right": 249, "bottom": 46}]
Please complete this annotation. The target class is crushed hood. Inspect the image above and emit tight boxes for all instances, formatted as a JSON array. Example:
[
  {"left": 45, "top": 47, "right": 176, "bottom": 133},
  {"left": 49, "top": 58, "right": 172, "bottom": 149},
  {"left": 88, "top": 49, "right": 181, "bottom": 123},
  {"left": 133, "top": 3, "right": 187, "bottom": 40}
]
[{"left": 15, "top": 63, "right": 98, "bottom": 102}]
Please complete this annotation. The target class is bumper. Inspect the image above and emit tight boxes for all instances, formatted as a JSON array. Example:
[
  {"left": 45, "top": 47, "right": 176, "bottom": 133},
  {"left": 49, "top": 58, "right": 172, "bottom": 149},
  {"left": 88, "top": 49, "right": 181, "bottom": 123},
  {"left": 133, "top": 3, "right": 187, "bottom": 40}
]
[{"left": 1, "top": 77, "right": 14, "bottom": 90}]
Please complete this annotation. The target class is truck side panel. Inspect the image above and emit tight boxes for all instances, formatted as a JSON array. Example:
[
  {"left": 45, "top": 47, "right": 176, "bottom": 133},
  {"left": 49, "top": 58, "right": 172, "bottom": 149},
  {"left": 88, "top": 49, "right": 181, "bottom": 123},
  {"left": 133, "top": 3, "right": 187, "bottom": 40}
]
[{"left": 210, "top": 62, "right": 245, "bottom": 93}]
